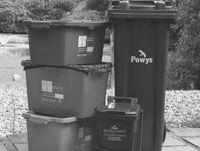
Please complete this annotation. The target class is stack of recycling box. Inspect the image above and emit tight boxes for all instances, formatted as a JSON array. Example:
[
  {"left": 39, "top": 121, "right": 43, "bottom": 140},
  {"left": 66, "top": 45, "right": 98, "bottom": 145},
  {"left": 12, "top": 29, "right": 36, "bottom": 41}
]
[{"left": 22, "top": 20, "right": 111, "bottom": 151}]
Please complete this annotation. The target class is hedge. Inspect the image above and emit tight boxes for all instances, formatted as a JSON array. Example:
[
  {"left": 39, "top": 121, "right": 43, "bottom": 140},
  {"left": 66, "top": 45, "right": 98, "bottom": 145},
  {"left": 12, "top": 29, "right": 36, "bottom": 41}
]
[
  {"left": 63, "top": 10, "right": 107, "bottom": 22},
  {"left": 0, "top": 0, "right": 29, "bottom": 33},
  {"left": 26, "top": 0, "right": 75, "bottom": 20},
  {"left": 166, "top": 0, "right": 200, "bottom": 90},
  {"left": 0, "top": 0, "right": 75, "bottom": 33}
]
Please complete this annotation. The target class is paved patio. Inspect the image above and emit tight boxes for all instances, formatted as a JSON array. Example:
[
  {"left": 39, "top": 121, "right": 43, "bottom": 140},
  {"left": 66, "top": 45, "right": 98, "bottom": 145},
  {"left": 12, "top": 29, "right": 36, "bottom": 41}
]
[{"left": 0, "top": 128, "right": 200, "bottom": 151}]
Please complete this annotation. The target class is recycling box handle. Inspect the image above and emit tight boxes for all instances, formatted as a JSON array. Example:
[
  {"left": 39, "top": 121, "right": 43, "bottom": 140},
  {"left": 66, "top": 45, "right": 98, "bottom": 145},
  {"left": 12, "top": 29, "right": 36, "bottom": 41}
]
[
  {"left": 22, "top": 112, "right": 77, "bottom": 125},
  {"left": 30, "top": 22, "right": 51, "bottom": 29},
  {"left": 29, "top": 117, "right": 49, "bottom": 125},
  {"left": 24, "top": 21, "right": 51, "bottom": 29},
  {"left": 31, "top": 24, "right": 50, "bottom": 29},
  {"left": 22, "top": 113, "right": 49, "bottom": 125}
]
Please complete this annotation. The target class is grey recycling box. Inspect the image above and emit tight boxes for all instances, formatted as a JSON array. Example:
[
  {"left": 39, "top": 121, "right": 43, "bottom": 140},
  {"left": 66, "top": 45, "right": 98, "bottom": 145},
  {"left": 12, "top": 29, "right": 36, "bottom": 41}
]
[{"left": 23, "top": 112, "right": 93, "bottom": 151}]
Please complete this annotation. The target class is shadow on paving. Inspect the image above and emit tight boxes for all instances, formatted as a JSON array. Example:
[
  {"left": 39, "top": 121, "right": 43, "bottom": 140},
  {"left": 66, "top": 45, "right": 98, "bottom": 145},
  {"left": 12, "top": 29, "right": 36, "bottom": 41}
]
[{"left": 1, "top": 129, "right": 200, "bottom": 151}]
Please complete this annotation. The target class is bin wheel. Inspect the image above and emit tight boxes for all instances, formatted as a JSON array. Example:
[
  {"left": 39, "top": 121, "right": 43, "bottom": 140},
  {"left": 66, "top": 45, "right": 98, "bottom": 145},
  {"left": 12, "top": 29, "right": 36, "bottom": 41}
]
[{"left": 163, "top": 121, "right": 167, "bottom": 143}]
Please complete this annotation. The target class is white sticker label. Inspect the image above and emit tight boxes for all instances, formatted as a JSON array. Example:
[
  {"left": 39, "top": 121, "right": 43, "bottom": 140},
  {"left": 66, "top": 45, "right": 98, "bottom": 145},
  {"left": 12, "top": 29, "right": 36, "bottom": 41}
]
[
  {"left": 55, "top": 93, "right": 64, "bottom": 99},
  {"left": 41, "top": 80, "right": 53, "bottom": 92},
  {"left": 84, "top": 135, "right": 92, "bottom": 142},
  {"left": 87, "top": 47, "right": 94, "bottom": 52},
  {"left": 79, "top": 127, "right": 84, "bottom": 139},
  {"left": 78, "top": 36, "right": 87, "bottom": 48}
]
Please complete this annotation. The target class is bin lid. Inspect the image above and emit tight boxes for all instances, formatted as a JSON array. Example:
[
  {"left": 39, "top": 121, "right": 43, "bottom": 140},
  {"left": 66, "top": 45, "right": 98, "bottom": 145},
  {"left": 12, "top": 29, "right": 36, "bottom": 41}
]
[
  {"left": 21, "top": 60, "right": 112, "bottom": 74},
  {"left": 22, "top": 111, "right": 77, "bottom": 124},
  {"left": 108, "top": 0, "right": 177, "bottom": 19},
  {"left": 96, "top": 96, "right": 141, "bottom": 115},
  {"left": 24, "top": 20, "right": 108, "bottom": 29}
]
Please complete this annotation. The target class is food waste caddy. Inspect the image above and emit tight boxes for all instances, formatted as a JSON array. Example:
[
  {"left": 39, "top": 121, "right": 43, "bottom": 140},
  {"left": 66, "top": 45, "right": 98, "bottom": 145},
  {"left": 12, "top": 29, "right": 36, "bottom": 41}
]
[
  {"left": 108, "top": 1, "right": 176, "bottom": 151},
  {"left": 93, "top": 96, "right": 143, "bottom": 151}
]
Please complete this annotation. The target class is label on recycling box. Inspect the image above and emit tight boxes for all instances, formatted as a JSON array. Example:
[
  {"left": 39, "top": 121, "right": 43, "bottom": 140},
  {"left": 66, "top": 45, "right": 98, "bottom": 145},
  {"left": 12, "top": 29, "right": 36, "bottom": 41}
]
[
  {"left": 41, "top": 80, "right": 64, "bottom": 103},
  {"left": 78, "top": 36, "right": 87, "bottom": 48},
  {"left": 75, "top": 127, "right": 92, "bottom": 151},
  {"left": 77, "top": 35, "right": 94, "bottom": 57}
]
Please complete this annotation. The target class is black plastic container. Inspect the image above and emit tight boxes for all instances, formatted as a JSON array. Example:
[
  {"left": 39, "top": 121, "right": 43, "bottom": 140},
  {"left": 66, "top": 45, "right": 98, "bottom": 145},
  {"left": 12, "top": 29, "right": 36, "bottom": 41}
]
[
  {"left": 23, "top": 111, "right": 93, "bottom": 151},
  {"left": 93, "top": 96, "right": 143, "bottom": 151},
  {"left": 24, "top": 20, "right": 108, "bottom": 65},
  {"left": 22, "top": 60, "right": 112, "bottom": 118}
]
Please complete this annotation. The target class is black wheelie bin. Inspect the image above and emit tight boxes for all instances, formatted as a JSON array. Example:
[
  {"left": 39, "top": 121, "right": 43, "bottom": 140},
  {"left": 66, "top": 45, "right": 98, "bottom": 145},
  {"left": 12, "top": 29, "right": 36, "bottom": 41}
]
[{"left": 108, "top": 1, "right": 176, "bottom": 151}]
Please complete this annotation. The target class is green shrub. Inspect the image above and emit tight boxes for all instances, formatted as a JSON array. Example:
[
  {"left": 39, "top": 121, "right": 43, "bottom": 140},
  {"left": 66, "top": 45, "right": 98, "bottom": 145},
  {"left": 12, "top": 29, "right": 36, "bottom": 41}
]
[
  {"left": 0, "top": 0, "right": 29, "bottom": 33},
  {"left": 0, "top": 0, "right": 76, "bottom": 33},
  {"left": 86, "top": 0, "right": 110, "bottom": 12},
  {"left": 25, "top": 0, "right": 75, "bottom": 20},
  {"left": 63, "top": 10, "right": 107, "bottom": 21},
  {"left": 169, "top": 0, "right": 183, "bottom": 52},
  {"left": 166, "top": 52, "right": 197, "bottom": 90},
  {"left": 167, "top": 0, "right": 200, "bottom": 90}
]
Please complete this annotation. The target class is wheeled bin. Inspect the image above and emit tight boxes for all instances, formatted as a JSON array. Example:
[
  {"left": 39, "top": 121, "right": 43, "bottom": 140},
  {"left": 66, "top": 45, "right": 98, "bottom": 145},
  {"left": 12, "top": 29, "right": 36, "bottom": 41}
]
[
  {"left": 23, "top": 112, "right": 93, "bottom": 151},
  {"left": 93, "top": 96, "right": 143, "bottom": 151},
  {"left": 108, "top": 1, "right": 176, "bottom": 151},
  {"left": 24, "top": 20, "right": 108, "bottom": 65},
  {"left": 22, "top": 60, "right": 112, "bottom": 118}
]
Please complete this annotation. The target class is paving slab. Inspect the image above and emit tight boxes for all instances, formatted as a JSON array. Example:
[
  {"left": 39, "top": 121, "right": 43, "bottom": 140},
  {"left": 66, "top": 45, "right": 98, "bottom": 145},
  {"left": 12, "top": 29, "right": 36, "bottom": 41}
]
[
  {"left": 163, "top": 132, "right": 186, "bottom": 147},
  {"left": 1, "top": 130, "right": 199, "bottom": 151},
  {"left": 162, "top": 146, "right": 198, "bottom": 151},
  {"left": 15, "top": 143, "right": 28, "bottom": 151},
  {"left": 183, "top": 137, "right": 200, "bottom": 148},
  {"left": 6, "top": 134, "right": 28, "bottom": 151},
  {"left": 1, "top": 137, "right": 18, "bottom": 151},
  {"left": 7, "top": 134, "right": 27, "bottom": 144},
  {"left": 0, "top": 141, "right": 8, "bottom": 151},
  {"left": 170, "top": 128, "right": 200, "bottom": 137}
]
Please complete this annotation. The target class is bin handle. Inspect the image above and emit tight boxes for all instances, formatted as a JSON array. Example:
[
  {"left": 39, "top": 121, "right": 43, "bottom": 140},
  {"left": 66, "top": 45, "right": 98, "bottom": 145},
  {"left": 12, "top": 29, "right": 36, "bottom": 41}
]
[
  {"left": 128, "top": 0, "right": 171, "bottom": 9},
  {"left": 107, "top": 96, "right": 138, "bottom": 105},
  {"left": 154, "top": 1, "right": 166, "bottom": 9}
]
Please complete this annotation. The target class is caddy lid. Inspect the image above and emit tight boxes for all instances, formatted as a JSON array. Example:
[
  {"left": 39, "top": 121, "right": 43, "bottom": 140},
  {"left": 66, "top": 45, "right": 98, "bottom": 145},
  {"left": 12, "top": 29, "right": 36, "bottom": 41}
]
[{"left": 96, "top": 96, "right": 141, "bottom": 115}]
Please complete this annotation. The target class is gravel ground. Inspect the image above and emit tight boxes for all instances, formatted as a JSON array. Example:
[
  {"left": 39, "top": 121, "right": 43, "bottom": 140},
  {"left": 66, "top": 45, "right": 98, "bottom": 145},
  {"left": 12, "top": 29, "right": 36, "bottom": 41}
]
[
  {"left": 165, "top": 90, "right": 200, "bottom": 128},
  {"left": 0, "top": 82, "right": 28, "bottom": 137},
  {"left": 0, "top": 82, "right": 200, "bottom": 137}
]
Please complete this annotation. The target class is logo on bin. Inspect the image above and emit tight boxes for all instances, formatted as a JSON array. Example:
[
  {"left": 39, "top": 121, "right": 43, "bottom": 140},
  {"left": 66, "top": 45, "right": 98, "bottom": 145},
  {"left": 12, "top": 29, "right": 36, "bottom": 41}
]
[
  {"left": 131, "top": 50, "right": 153, "bottom": 64},
  {"left": 111, "top": 125, "right": 119, "bottom": 130}
]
